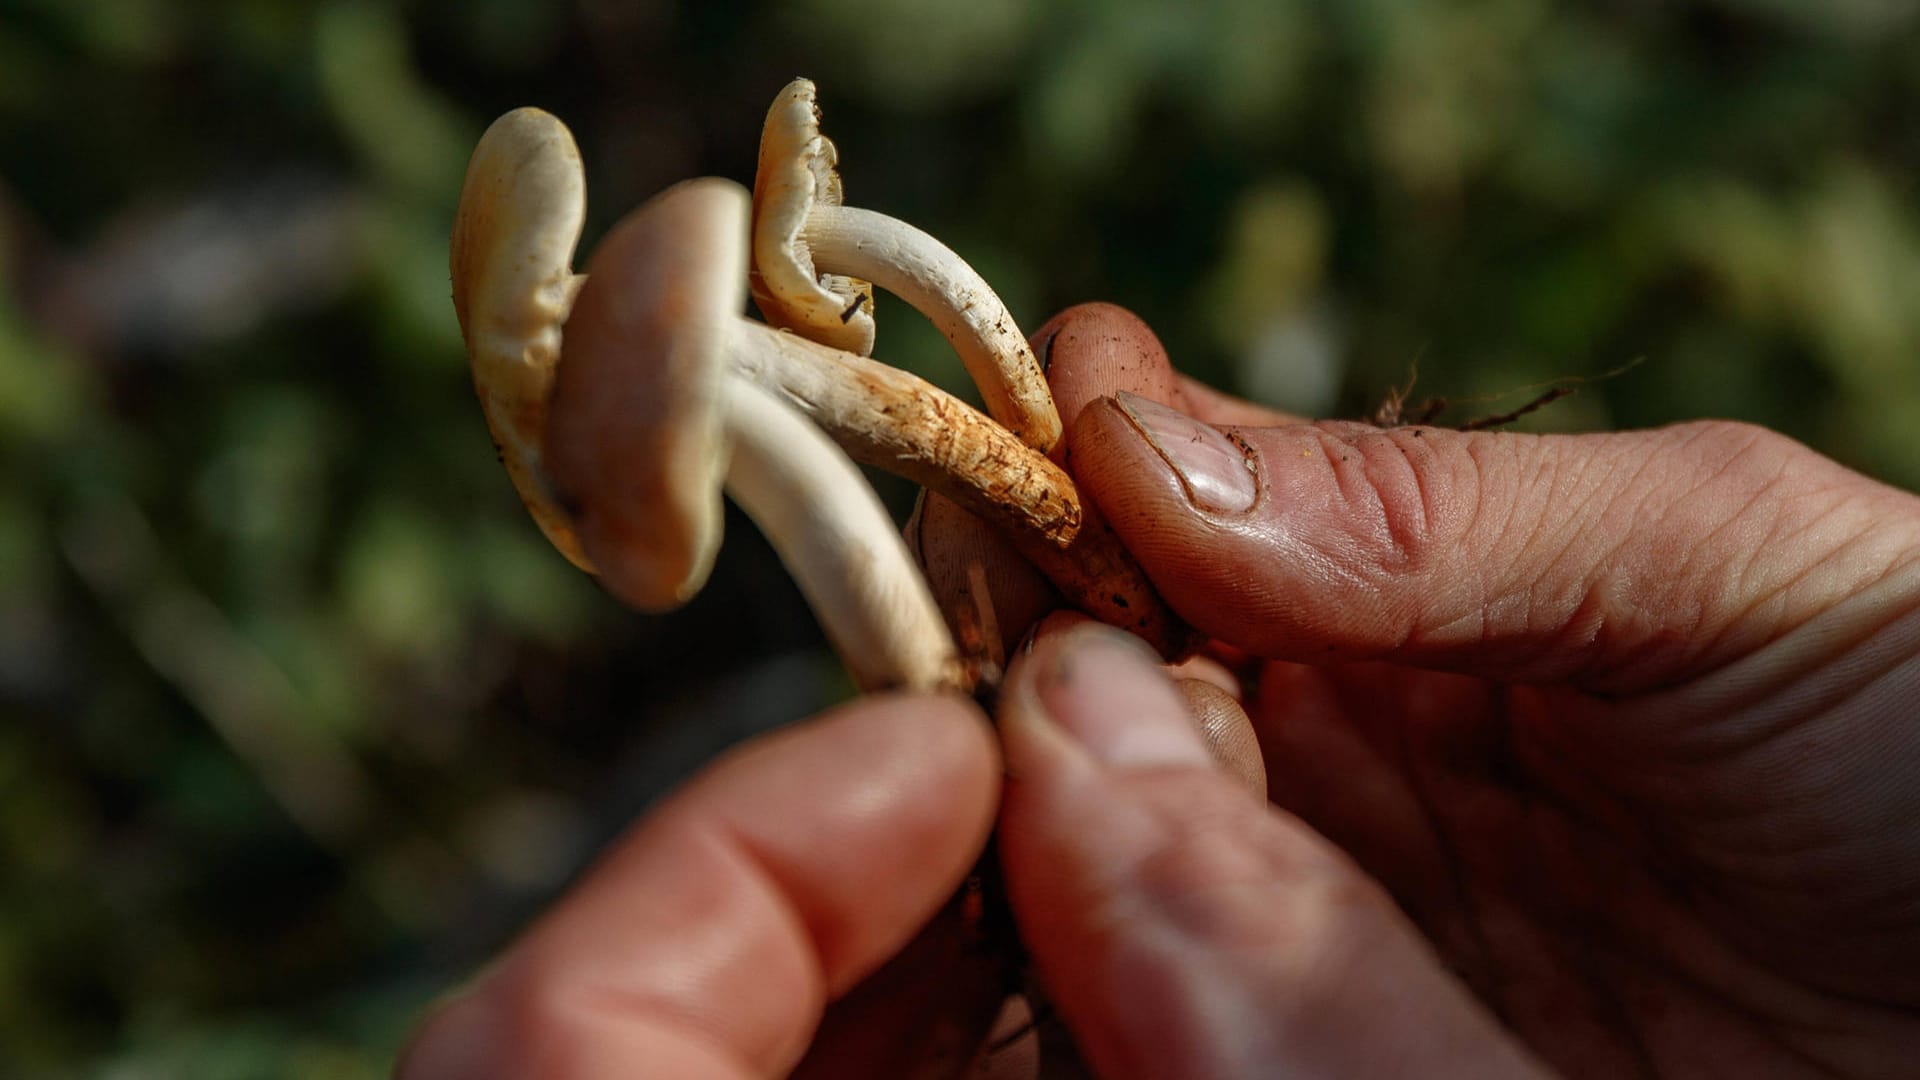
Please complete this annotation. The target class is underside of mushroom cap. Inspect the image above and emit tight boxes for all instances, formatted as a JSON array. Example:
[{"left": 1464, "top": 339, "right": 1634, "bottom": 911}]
[
  {"left": 451, "top": 107, "right": 592, "bottom": 569},
  {"left": 749, "top": 78, "right": 877, "bottom": 356},
  {"left": 545, "top": 178, "right": 749, "bottom": 611}
]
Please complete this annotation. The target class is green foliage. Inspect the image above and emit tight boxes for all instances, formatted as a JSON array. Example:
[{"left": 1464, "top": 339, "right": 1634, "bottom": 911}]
[{"left": 0, "top": 0, "right": 1917, "bottom": 1072}]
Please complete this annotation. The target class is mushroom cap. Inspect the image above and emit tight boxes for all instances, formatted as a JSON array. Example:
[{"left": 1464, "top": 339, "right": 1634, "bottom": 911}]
[
  {"left": 450, "top": 106, "right": 593, "bottom": 569},
  {"left": 749, "top": 78, "right": 877, "bottom": 356},
  {"left": 545, "top": 178, "right": 748, "bottom": 611}
]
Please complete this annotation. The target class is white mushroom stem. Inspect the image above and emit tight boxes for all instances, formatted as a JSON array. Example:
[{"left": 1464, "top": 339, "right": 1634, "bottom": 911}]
[
  {"left": 728, "top": 319, "right": 1080, "bottom": 548},
  {"left": 723, "top": 376, "right": 964, "bottom": 693},
  {"left": 799, "top": 204, "right": 1061, "bottom": 453}
]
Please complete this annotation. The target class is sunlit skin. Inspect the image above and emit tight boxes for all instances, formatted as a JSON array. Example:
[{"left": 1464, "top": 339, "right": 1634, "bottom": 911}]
[{"left": 400, "top": 304, "right": 1920, "bottom": 1078}]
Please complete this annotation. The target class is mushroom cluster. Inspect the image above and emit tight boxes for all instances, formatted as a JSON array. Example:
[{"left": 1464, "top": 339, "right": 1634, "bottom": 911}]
[{"left": 451, "top": 78, "right": 1184, "bottom": 693}]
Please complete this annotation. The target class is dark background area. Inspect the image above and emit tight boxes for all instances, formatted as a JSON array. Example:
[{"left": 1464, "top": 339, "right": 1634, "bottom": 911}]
[{"left": 1, "top": 1, "right": 1917, "bottom": 1074}]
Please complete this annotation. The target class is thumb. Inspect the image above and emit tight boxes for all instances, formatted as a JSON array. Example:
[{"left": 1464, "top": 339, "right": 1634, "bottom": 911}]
[
  {"left": 997, "top": 623, "right": 1544, "bottom": 1080},
  {"left": 1073, "top": 394, "right": 1920, "bottom": 693}
]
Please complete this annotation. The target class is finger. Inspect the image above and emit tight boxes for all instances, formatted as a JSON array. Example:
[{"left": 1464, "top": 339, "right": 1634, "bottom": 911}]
[
  {"left": 996, "top": 623, "right": 1546, "bottom": 1079},
  {"left": 1031, "top": 302, "right": 1180, "bottom": 435},
  {"left": 1071, "top": 399, "right": 1920, "bottom": 692},
  {"left": 398, "top": 693, "right": 999, "bottom": 1080},
  {"left": 1174, "top": 678, "right": 1265, "bottom": 799},
  {"left": 1024, "top": 610, "right": 1259, "bottom": 786}
]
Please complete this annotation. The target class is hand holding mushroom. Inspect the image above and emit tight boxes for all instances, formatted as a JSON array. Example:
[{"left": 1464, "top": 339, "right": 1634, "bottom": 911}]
[
  {"left": 409, "top": 275, "right": 1920, "bottom": 1078},
  {"left": 421, "top": 81, "right": 1920, "bottom": 1079},
  {"left": 443, "top": 84, "right": 1216, "bottom": 1076}
]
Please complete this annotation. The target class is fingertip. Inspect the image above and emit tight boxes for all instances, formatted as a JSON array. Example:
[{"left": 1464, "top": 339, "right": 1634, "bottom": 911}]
[
  {"left": 1175, "top": 678, "right": 1266, "bottom": 799},
  {"left": 730, "top": 693, "right": 1001, "bottom": 987},
  {"left": 1028, "top": 303, "right": 1178, "bottom": 447},
  {"left": 1002, "top": 621, "right": 1214, "bottom": 776},
  {"left": 1003, "top": 616, "right": 1258, "bottom": 796}
]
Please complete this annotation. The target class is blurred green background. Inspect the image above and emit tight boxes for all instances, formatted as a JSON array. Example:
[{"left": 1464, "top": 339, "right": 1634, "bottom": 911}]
[{"left": 2, "top": 0, "right": 1917, "bottom": 1074}]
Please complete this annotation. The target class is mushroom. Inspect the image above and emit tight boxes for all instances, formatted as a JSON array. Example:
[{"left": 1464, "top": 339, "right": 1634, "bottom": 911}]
[
  {"left": 449, "top": 107, "right": 591, "bottom": 569},
  {"left": 546, "top": 177, "right": 965, "bottom": 693},
  {"left": 747, "top": 88, "right": 876, "bottom": 360},
  {"left": 452, "top": 109, "right": 1079, "bottom": 548},
  {"left": 752, "top": 78, "right": 1062, "bottom": 454},
  {"left": 452, "top": 107, "right": 1187, "bottom": 658}
]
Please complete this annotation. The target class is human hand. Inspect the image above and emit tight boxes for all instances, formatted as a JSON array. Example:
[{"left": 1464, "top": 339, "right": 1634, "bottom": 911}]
[
  {"left": 395, "top": 692, "right": 1004, "bottom": 1078},
  {"left": 396, "top": 299, "right": 1920, "bottom": 1079},
  {"left": 918, "top": 303, "right": 1920, "bottom": 1077}
]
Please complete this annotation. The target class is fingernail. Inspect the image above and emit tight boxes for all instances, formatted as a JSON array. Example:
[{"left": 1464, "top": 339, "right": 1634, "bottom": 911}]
[
  {"left": 1031, "top": 624, "right": 1213, "bottom": 769},
  {"left": 1114, "top": 391, "right": 1257, "bottom": 513}
]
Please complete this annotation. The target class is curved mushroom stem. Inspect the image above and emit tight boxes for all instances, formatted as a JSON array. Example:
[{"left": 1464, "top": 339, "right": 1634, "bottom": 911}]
[
  {"left": 752, "top": 78, "right": 1061, "bottom": 455},
  {"left": 723, "top": 376, "right": 967, "bottom": 693},
  {"left": 799, "top": 204, "right": 1060, "bottom": 453}
]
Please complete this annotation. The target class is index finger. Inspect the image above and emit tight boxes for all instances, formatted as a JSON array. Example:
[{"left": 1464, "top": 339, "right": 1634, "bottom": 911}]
[{"left": 398, "top": 694, "right": 999, "bottom": 1079}]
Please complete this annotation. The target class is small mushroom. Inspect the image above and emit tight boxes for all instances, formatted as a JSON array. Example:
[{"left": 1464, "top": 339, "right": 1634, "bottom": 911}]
[
  {"left": 450, "top": 107, "right": 591, "bottom": 569},
  {"left": 547, "top": 178, "right": 963, "bottom": 693},
  {"left": 752, "top": 78, "right": 1062, "bottom": 454}
]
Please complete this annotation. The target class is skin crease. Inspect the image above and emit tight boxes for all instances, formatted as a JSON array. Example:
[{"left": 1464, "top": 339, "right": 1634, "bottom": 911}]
[{"left": 401, "top": 303, "right": 1920, "bottom": 1079}]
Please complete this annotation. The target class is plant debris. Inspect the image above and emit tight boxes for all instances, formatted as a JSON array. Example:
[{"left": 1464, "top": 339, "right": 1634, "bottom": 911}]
[{"left": 1369, "top": 357, "right": 1645, "bottom": 431}]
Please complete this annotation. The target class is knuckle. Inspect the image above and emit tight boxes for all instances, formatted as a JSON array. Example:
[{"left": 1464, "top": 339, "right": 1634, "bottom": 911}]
[{"left": 1318, "top": 425, "right": 1483, "bottom": 576}]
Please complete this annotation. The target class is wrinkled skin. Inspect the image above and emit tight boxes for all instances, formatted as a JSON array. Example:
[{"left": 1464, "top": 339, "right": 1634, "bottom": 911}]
[{"left": 400, "top": 304, "right": 1920, "bottom": 1079}]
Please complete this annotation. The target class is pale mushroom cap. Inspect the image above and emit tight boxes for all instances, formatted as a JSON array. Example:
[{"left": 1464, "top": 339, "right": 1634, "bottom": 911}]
[
  {"left": 746, "top": 79, "right": 1063, "bottom": 454},
  {"left": 749, "top": 77, "right": 877, "bottom": 355},
  {"left": 545, "top": 178, "right": 748, "bottom": 611},
  {"left": 450, "top": 106, "right": 592, "bottom": 569}
]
